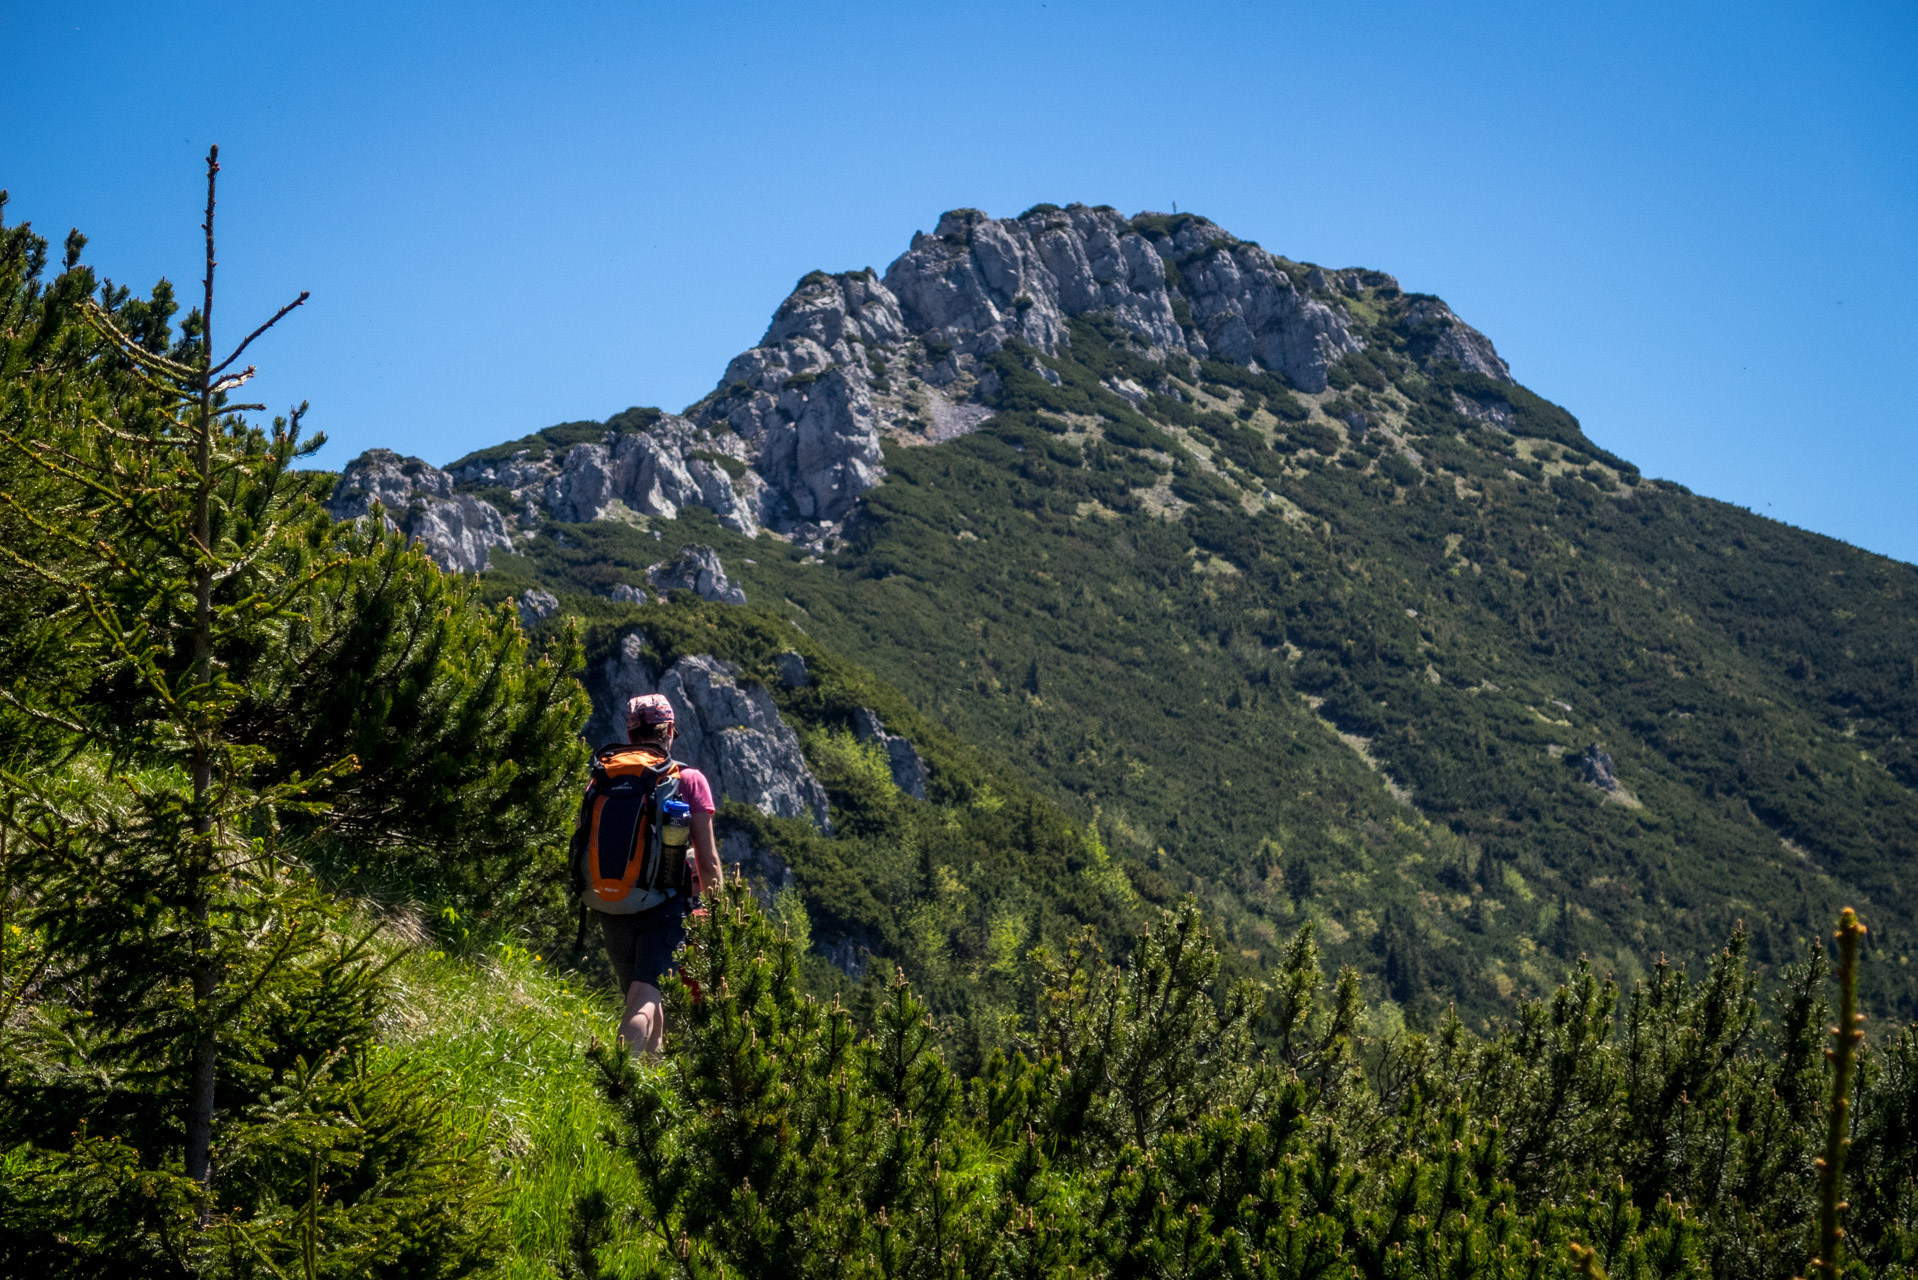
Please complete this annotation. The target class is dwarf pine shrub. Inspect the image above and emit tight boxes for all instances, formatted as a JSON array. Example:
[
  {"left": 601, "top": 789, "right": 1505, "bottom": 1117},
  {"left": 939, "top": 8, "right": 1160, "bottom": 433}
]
[{"left": 577, "top": 883, "right": 1918, "bottom": 1279}]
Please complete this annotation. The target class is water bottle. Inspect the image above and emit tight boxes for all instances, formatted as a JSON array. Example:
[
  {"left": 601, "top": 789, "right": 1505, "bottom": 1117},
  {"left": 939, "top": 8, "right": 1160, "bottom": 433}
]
[{"left": 660, "top": 797, "right": 692, "bottom": 849}]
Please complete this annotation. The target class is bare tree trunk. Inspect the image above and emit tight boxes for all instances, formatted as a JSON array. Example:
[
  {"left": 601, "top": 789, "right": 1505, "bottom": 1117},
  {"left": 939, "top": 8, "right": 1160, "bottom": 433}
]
[{"left": 183, "top": 144, "right": 221, "bottom": 1195}]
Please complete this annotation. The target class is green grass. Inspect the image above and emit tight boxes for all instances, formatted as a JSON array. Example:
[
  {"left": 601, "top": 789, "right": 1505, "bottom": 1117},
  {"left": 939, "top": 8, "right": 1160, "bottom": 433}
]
[{"left": 373, "top": 929, "right": 661, "bottom": 1278}]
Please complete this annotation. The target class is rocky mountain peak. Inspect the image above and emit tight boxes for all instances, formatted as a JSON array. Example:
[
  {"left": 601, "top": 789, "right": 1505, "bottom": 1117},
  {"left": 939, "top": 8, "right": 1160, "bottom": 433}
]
[
  {"left": 686, "top": 203, "right": 1382, "bottom": 535},
  {"left": 325, "top": 203, "right": 1513, "bottom": 570}
]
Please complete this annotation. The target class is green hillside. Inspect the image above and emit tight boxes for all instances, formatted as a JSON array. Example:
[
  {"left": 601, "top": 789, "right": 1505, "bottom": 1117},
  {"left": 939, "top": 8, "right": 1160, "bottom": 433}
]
[
  {"left": 487, "top": 285, "right": 1918, "bottom": 1026},
  {"left": 9, "top": 186, "right": 1918, "bottom": 1278}
]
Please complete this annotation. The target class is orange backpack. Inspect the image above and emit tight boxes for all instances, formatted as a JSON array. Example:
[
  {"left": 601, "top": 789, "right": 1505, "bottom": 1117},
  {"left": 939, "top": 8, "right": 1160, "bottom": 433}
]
[{"left": 572, "top": 744, "right": 694, "bottom": 913}]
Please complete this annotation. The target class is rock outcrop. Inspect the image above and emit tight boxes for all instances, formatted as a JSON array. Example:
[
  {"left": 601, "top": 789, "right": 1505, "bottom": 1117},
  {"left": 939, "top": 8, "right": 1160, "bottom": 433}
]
[
  {"left": 851, "top": 708, "right": 930, "bottom": 801},
  {"left": 1580, "top": 744, "right": 1619, "bottom": 791},
  {"left": 686, "top": 205, "right": 1364, "bottom": 531},
  {"left": 718, "top": 829, "right": 796, "bottom": 902},
  {"left": 657, "top": 656, "right": 828, "bottom": 825},
  {"left": 325, "top": 449, "right": 512, "bottom": 573},
  {"left": 448, "top": 411, "right": 763, "bottom": 536},
  {"left": 697, "top": 271, "right": 903, "bottom": 528},
  {"left": 817, "top": 937, "right": 871, "bottom": 981},
  {"left": 649, "top": 545, "right": 745, "bottom": 605},
  {"left": 584, "top": 631, "right": 656, "bottom": 748},
  {"left": 517, "top": 588, "right": 560, "bottom": 631},
  {"left": 1395, "top": 296, "right": 1511, "bottom": 382},
  {"left": 877, "top": 207, "right": 1361, "bottom": 391},
  {"left": 583, "top": 632, "right": 830, "bottom": 829}
]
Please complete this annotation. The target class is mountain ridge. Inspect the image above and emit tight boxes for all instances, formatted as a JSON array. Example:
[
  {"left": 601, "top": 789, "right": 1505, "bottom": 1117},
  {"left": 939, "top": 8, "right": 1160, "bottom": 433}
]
[
  {"left": 331, "top": 203, "right": 1521, "bottom": 565},
  {"left": 323, "top": 203, "right": 1918, "bottom": 1024}
]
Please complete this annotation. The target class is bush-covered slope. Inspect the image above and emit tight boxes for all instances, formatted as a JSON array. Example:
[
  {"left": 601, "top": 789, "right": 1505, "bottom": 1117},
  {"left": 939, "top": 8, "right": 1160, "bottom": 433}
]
[
  {"left": 462, "top": 585, "right": 1141, "bottom": 1070},
  {"left": 494, "top": 279, "right": 1918, "bottom": 1025}
]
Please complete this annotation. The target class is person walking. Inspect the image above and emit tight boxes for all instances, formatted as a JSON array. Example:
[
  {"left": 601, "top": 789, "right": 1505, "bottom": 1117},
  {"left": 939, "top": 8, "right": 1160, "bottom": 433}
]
[{"left": 573, "top": 693, "right": 723, "bottom": 1056}]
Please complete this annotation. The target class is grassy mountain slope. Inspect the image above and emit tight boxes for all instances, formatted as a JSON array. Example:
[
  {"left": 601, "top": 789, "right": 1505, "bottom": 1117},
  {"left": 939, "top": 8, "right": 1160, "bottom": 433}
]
[
  {"left": 472, "top": 247, "right": 1916, "bottom": 1026},
  {"left": 377, "top": 936, "right": 657, "bottom": 1278}
]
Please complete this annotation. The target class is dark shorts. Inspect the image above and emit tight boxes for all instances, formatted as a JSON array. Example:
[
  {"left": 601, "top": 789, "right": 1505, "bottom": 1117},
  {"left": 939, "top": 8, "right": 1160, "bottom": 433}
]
[{"left": 600, "top": 894, "right": 689, "bottom": 993}]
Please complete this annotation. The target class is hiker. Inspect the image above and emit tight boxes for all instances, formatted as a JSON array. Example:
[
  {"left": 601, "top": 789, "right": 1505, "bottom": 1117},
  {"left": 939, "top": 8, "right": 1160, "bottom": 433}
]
[{"left": 573, "top": 693, "right": 723, "bottom": 1056}]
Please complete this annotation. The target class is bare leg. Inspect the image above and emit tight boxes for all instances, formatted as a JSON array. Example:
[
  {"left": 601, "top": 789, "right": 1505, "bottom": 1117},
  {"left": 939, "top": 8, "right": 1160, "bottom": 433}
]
[{"left": 620, "top": 980, "right": 664, "bottom": 1057}]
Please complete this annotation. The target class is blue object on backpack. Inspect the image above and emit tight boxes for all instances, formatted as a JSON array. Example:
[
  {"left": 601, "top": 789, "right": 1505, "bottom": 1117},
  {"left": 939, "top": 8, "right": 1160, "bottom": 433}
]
[{"left": 660, "top": 797, "right": 692, "bottom": 849}]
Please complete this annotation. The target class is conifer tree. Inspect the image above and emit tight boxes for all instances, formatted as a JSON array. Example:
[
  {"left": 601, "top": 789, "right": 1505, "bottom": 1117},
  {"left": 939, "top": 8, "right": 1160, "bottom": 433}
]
[
  {"left": 0, "top": 143, "right": 339, "bottom": 1196},
  {"left": 0, "top": 151, "right": 525, "bottom": 1276}
]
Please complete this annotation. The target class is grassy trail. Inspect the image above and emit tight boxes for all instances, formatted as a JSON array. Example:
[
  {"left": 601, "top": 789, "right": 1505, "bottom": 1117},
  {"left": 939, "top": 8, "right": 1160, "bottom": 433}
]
[{"left": 373, "top": 929, "right": 660, "bottom": 1277}]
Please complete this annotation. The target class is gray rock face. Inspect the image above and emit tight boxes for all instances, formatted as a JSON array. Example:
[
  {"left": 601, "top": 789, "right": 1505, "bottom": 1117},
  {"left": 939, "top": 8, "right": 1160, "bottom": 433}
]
[
  {"left": 1155, "top": 217, "right": 1362, "bottom": 391},
  {"left": 817, "top": 936, "right": 871, "bottom": 981},
  {"left": 851, "top": 707, "right": 930, "bottom": 801},
  {"left": 581, "top": 633, "right": 830, "bottom": 829},
  {"left": 699, "top": 271, "right": 902, "bottom": 529},
  {"left": 658, "top": 656, "right": 828, "bottom": 826},
  {"left": 447, "top": 413, "right": 762, "bottom": 536},
  {"left": 326, "top": 449, "right": 512, "bottom": 574},
  {"left": 775, "top": 652, "right": 810, "bottom": 689},
  {"left": 1396, "top": 297, "right": 1511, "bottom": 382},
  {"left": 1580, "top": 743, "right": 1619, "bottom": 791},
  {"left": 884, "top": 207, "right": 1184, "bottom": 358},
  {"left": 718, "top": 828, "right": 796, "bottom": 905},
  {"left": 754, "top": 367, "right": 885, "bottom": 525},
  {"left": 1449, "top": 391, "right": 1517, "bottom": 432},
  {"left": 518, "top": 588, "right": 559, "bottom": 631},
  {"left": 584, "top": 630, "right": 657, "bottom": 748},
  {"left": 607, "top": 583, "right": 648, "bottom": 604},
  {"left": 649, "top": 544, "right": 746, "bottom": 605},
  {"left": 878, "top": 206, "right": 1361, "bottom": 392}
]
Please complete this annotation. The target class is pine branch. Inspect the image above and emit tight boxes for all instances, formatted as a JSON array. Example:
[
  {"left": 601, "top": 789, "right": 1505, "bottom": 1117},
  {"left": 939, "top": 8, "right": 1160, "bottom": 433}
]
[
  {"left": 209, "top": 291, "right": 309, "bottom": 376},
  {"left": 1804, "top": 907, "right": 1868, "bottom": 1280},
  {"left": 76, "top": 298, "right": 201, "bottom": 382},
  {"left": 0, "top": 425, "right": 180, "bottom": 516},
  {"left": 1568, "top": 1242, "right": 1610, "bottom": 1278},
  {"left": 0, "top": 685, "right": 94, "bottom": 737},
  {"left": 73, "top": 583, "right": 190, "bottom": 719}
]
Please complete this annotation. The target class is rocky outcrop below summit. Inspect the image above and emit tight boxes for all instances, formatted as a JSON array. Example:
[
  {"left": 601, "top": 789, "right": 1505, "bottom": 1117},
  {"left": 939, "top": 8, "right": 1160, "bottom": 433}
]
[
  {"left": 585, "top": 632, "right": 830, "bottom": 829},
  {"left": 698, "top": 270, "right": 902, "bottom": 527},
  {"left": 851, "top": 708, "right": 929, "bottom": 801},
  {"left": 325, "top": 449, "right": 512, "bottom": 574},
  {"left": 1395, "top": 296, "right": 1511, "bottom": 382},
  {"left": 451, "top": 410, "right": 763, "bottom": 536},
  {"left": 649, "top": 544, "right": 746, "bottom": 605},
  {"left": 517, "top": 588, "right": 559, "bottom": 630}
]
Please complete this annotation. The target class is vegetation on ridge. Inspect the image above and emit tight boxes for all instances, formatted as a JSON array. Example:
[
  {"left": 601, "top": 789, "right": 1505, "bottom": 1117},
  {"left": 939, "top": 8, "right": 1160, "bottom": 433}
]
[
  {"left": 500, "top": 297, "right": 1918, "bottom": 1027},
  {"left": 7, "top": 175, "right": 1918, "bottom": 1278}
]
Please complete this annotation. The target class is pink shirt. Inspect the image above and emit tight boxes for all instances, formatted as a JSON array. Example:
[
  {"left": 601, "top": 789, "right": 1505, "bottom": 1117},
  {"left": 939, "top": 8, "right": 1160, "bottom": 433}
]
[{"left": 677, "top": 767, "right": 716, "bottom": 815}]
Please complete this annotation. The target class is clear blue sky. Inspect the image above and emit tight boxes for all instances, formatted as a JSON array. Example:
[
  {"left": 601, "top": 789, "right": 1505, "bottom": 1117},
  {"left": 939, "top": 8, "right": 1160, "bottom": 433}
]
[{"left": 5, "top": 1, "right": 1914, "bottom": 562}]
